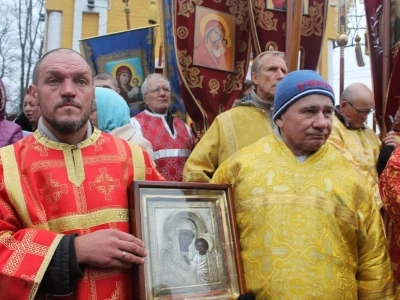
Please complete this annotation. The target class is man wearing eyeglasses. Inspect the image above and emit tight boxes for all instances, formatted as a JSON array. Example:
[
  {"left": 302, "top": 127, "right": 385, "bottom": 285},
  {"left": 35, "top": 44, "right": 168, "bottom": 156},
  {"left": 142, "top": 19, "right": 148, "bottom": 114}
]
[
  {"left": 130, "top": 73, "right": 194, "bottom": 181},
  {"left": 328, "top": 82, "right": 381, "bottom": 206}
]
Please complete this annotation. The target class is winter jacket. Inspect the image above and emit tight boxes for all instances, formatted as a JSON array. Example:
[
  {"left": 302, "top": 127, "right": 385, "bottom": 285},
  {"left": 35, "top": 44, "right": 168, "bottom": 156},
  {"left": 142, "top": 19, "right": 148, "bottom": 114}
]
[{"left": 0, "top": 79, "right": 22, "bottom": 147}]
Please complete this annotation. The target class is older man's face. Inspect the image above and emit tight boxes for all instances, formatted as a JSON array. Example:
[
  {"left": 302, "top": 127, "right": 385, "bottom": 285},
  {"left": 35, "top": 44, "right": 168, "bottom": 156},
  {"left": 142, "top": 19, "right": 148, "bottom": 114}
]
[
  {"left": 143, "top": 79, "right": 171, "bottom": 114},
  {"left": 251, "top": 54, "right": 287, "bottom": 102},
  {"left": 275, "top": 94, "right": 334, "bottom": 156},
  {"left": 340, "top": 96, "right": 374, "bottom": 129}
]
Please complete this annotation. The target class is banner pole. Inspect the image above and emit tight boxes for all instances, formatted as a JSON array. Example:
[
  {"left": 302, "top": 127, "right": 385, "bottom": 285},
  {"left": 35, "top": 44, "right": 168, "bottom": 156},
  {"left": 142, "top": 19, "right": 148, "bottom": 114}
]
[{"left": 124, "top": 0, "right": 131, "bottom": 30}]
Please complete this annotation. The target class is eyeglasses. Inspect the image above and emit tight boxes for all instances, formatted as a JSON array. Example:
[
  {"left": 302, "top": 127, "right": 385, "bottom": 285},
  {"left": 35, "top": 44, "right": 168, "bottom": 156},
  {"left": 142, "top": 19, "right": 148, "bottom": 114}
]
[
  {"left": 146, "top": 87, "right": 171, "bottom": 95},
  {"left": 345, "top": 101, "right": 375, "bottom": 115}
]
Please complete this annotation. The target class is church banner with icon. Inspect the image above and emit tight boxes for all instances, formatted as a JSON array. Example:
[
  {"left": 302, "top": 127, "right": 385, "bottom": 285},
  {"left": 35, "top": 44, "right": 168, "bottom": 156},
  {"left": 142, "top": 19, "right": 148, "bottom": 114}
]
[
  {"left": 79, "top": 26, "right": 156, "bottom": 115},
  {"left": 171, "top": 0, "right": 252, "bottom": 131},
  {"left": 250, "top": 0, "right": 328, "bottom": 70}
]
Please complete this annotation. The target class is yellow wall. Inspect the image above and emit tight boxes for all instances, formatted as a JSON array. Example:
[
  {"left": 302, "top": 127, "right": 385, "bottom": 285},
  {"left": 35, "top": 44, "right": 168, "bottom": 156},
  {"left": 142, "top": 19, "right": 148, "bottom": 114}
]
[{"left": 82, "top": 13, "right": 99, "bottom": 39}]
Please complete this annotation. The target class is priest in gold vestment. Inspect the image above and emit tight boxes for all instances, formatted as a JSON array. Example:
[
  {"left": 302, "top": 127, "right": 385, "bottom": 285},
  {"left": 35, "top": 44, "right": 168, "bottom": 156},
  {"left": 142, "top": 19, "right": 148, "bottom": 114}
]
[
  {"left": 183, "top": 51, "right": 287, "bottom": 182},
  {"left": 328, "top": 83, "right": 381, "bottom": 206},
  {"left": 0, "top": 49, "right": 165, "bottom": 300},
  {"left": 212, "top": 71, "right": 394, "bottom": 299}
]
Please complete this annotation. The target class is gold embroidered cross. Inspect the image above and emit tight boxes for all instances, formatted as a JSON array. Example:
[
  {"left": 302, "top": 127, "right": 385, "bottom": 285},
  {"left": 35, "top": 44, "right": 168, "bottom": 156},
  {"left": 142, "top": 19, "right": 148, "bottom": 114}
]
[
  {"left": 39, "top": 173, "right": 68, "bottom": 210},
  {"left": 1, "top": 230, "right": 48, "bottom": 276},
  {"left": 89, "top": 168, "right": 120, "bottom": 200}
]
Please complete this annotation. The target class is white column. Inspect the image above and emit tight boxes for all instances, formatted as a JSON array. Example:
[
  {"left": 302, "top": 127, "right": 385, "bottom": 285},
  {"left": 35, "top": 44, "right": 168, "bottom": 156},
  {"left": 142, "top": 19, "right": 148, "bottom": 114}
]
[
  {"left": 47, "top": 11, "right": 62, "bottom": 52},
  {"left": 72, "top": 0, "right": 110, "bottom": 52}
]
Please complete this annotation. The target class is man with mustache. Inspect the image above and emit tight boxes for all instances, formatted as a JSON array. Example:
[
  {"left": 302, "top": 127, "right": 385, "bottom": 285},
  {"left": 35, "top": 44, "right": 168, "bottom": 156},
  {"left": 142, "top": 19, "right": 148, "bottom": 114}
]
[
  {"left": 328, "top": 83, "right": 381, "bottom": 206},
  {"left": 183, "top": 51, "right": 287, "bottom": 182},
  {"left": 211, "top": 70, "right": 394, "bottom": 299},
  {"left": 0, "top": 48, "right": 165, "bottom": 299}
]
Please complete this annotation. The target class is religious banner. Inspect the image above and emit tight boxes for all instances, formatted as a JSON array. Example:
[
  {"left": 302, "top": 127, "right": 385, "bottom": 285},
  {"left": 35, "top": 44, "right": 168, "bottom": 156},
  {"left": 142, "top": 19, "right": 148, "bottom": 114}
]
[
  {"left": 250, "top": 0, "right": 328, "bottom": 70},
  {"left": 79, "top": 26, "right": 156, "bottom": 115},
  {"left": 162, "top": 0, "right": 187, "bottom": 120},
  {"left": 172, "top": 0, "right": 252, "bottom": 131},
  {"left": 365, "top": 0, "right": 400, "bottom": 134}
]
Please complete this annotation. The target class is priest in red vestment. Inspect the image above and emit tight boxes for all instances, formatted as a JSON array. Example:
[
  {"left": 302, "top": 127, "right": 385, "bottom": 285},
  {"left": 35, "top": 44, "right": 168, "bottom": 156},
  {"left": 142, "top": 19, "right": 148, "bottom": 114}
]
[
  {"left": 0, "top": 48, "right": 165, "bottom": 300},
  {"left": 131, "top": 74, "right": 194, "bottom": 181}
]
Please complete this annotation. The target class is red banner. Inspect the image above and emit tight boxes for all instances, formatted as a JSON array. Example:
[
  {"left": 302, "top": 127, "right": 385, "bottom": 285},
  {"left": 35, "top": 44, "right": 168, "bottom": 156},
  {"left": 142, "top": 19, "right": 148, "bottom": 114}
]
[
  {"left": 365, "top": 0, "right": 400, "bottom": 133},
  {"left": 250, "top": 0, "right": 328, "bottom": 70},
  {"left": 174, "top": 1, "right": 251, "bottom": 130}
]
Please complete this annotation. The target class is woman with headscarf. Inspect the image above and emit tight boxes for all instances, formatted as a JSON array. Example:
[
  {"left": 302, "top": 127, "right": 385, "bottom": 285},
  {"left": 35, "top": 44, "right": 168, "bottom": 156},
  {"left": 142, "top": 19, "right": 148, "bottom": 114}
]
[
  {"left": 90, "top": 87, "right": 153, "bottom": 159},
  {"left": 0, "top": 78, "right": 23, "bottom": 147}
]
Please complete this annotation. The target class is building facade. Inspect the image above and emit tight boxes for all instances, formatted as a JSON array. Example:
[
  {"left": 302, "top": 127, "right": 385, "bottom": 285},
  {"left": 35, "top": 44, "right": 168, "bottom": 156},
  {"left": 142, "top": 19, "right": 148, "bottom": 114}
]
[{"left": 44, "top": 0, "right": 162, "bottom": 54}]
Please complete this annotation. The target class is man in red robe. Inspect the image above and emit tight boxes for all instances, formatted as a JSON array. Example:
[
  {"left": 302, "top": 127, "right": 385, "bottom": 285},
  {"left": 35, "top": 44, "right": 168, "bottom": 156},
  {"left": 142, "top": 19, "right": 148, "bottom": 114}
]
[
  {"left": 0, "top": 48, "right": 164, "bottom": 299},
  {"left": 130, "top": 74, "right": 194, "bottom": 181}
]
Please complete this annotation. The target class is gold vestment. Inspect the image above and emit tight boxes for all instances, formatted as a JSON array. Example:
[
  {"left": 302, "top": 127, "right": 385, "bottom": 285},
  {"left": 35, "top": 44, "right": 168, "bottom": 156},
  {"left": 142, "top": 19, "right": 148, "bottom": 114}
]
[
  {"left": 183, "top": 105, "right": 273, "bottom": 182},
  {"left": 329, "top": 115, "right": 381, "bottom": 206},
  {"left": 212, "top": 134, "right": 394, "bottom": 299}
]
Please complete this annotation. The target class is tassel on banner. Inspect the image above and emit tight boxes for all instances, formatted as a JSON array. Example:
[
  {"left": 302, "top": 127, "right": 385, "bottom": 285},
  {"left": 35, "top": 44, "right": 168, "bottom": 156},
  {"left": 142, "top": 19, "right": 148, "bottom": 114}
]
[
  {"left": 148, "top": 0, "right": 159, "bottom": 24},
  {"left": 355, "top": 34, "right": 365, "bottom": 67}
]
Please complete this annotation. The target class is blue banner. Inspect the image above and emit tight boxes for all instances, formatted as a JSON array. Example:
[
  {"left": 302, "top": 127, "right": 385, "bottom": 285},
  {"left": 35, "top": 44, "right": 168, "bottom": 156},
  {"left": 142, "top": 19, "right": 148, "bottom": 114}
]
[
  {"left": 80, "top": 26, "right": 156, "bottom": 115},
  {"left": 162, "top": 0, "right": 186, "bottom": 119}
]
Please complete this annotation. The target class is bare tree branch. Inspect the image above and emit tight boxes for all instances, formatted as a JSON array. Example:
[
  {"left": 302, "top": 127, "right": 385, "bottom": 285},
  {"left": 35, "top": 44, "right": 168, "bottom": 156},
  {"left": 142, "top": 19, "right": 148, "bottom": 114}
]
[{"left": 1, "top": 0, "right": 45, "bottom": 114}]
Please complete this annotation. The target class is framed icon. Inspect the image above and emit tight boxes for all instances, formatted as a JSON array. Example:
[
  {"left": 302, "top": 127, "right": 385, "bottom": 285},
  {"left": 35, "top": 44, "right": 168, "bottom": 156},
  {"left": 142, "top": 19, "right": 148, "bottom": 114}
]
[{"left": 128, "top": 181, "right": 245, "bottom": 299}]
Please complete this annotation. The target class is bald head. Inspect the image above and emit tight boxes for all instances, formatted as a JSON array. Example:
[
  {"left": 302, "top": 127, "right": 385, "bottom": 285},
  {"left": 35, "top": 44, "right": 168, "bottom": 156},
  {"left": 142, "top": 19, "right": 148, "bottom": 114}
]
[
  {"left": 341, "top": 83, "right": 374, "bottom": 105},
  {"left": 340, "top": 83, "right": 375, "bottom": 129},
  {"left": 32, "top": 48, "right": 92, "bottom": 85}
]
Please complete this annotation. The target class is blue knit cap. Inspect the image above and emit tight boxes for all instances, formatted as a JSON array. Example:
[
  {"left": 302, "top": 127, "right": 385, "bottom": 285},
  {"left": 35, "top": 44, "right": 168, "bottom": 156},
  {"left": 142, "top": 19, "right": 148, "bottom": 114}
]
[{"left": 272, "top": 70, "right": 335, "bottom": 120}]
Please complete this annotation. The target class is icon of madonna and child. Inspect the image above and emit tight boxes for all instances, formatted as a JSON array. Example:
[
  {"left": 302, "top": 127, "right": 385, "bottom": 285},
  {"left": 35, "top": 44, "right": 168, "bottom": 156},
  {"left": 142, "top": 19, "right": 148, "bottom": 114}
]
[
  {"left": 193, "top": 7, "right": 235, "bottom": 72},
  {"left": 158, "top": 211, "right": 222, "bottom": 292},
  {"left": 105, "top": 58, "right": 144, "bottom": 114}
]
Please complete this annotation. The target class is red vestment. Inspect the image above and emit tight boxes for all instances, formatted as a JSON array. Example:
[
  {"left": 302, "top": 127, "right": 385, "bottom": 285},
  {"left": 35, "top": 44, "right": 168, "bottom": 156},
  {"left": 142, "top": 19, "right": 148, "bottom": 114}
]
[
  {"left": 132, "top": 110, "right": 193, "bottom": 181},
  {"left": 0, "top": 129, "right": 164, "bottom": 299},
  {"left": 379, "top": 146, "right": 400, "bottom": 283}
]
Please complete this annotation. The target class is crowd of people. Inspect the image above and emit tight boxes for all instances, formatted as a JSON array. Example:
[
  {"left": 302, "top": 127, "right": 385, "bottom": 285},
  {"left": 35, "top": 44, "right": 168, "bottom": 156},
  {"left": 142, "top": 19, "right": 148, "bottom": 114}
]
[{"left": 0, "top": 48, "right": 399, "bottom": 299}]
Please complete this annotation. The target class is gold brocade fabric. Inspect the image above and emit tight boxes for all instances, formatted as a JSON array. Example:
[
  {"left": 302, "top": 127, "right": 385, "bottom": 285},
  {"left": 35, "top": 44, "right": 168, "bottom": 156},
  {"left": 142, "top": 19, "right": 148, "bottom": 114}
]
[
  {"left": 212, "top": 134, "right": 394, "bottom": 299},
  {"left": 183, "top": 106, "right": 273, "bottom": 182},
  {"left": 328, "top": 115, "right": 382, "bottom": 207}
]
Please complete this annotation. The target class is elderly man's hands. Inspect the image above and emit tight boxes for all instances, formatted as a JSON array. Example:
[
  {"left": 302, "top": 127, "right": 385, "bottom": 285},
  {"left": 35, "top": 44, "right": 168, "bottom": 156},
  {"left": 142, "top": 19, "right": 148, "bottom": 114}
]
[{"left": 75, "top": 229, "right": 147, "bottom": 269}]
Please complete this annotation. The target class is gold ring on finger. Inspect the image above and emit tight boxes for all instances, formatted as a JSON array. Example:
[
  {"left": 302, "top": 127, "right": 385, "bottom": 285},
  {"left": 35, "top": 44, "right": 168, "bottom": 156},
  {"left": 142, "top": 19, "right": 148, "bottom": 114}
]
[{"left": 121, "top": 250, "right": 127, "bottom": 261}]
